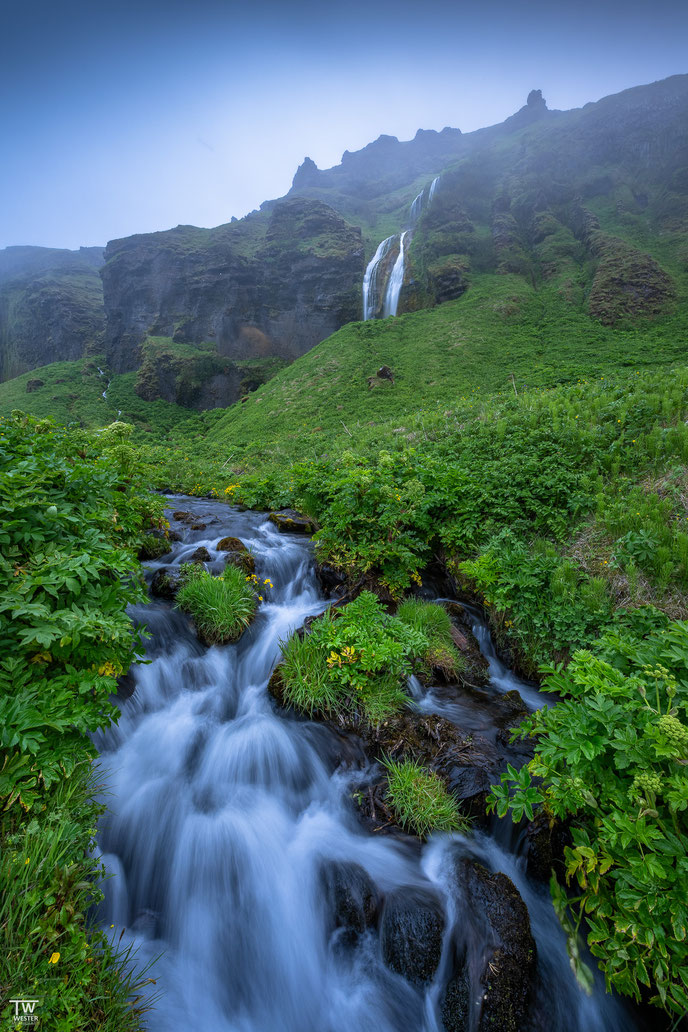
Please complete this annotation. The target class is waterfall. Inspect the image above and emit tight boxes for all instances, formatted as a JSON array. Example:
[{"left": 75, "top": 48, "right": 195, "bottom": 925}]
[
  {"left": 429, "top": 176, "right": 440, "bottom": 202},
  {"left": 382, "top": 231, "right": 407, "bottom": 318},
  {"left": 410, "top": 189, "right": 425, "bottom": 223},
  {"left": 362, "top": 235, "right": 395, "bottom": 320},
  {"left": 93, "top": 496, "right": 642, "bottom": 1032}
]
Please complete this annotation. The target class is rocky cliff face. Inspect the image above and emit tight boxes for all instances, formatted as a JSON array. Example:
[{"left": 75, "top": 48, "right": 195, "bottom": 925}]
[
  {"left": 102, "top": 198, "right": 364, "bottom": 374},
  {"left": 0, "top": 246, "right": 105, "bottom": 381}
]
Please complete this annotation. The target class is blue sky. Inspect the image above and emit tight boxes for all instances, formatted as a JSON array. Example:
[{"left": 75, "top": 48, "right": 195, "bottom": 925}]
[{"left": 2, "top": 0, "right": 687, "bottom": 249}]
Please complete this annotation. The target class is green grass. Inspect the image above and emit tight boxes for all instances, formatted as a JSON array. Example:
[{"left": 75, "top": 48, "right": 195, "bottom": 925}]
[
  {"left": 278, "top": 592, "right": 425, "bottom": 724},
  {"left": 175, "top": 564, "right": 256, "bottom": 644},
  {"left": 207, "top": 276, "right": 688, "bottom": 467},
  {"left": 0, "top": 356, "right": 211, "bottom": 440},
  {"left": 0, "top": 764, "right": 156, "bottom": 1031},
  {"left": 396, "top": 598, "right": 463, "bottom": 677},
  {"left": 382, "top": 757, "right": 468, "bottom": 838}
]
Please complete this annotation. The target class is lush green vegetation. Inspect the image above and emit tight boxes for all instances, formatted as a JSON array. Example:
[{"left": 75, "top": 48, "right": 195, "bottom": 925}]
[
  {"left": 279, "top": 592, "right": 427, "bottom": 723},
  {"left": 0, "top": 412, "right": 163, "bottom": 1030},
  {"left": 206, "top": 280, "right": 688, "bottom": 467},
  {"left": 382, "top": 756, "right": 468, "bottom": 838},
  {"left": 396, "top": 598, "right": 463, "bottom": 677},
  {"left": 175, "top": 564, "right": 257, "bottom": 645},
  {"left": 488, "top": 613, "right": 688, "bottom": 1016}
]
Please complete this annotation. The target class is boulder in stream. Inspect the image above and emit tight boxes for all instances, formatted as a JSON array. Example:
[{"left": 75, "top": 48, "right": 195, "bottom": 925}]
[
  {"left": 381, "top": 885, "right": 445, "bottom": 986},
  {"left": 320, "top": 860, "right": 379, "bottom": 947},
  {"left": 151, "top": 567, "right": 183, "bottom": 600},
  {"left": 268, "top": 509, "right": 316, "bottom": 534},
  {"left": 190, "top": 546, "right": 212, "bottom": 563},
  {"left": 441, "top": 859, "right": 536, "bottom": 1032},
  {"left": 217, "top": 536, "right": 255, "bottom": 574}
]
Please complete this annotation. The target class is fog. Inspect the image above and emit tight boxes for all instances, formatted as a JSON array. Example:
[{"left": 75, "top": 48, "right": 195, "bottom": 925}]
[{"left": 2, "top": 0, "right": 686, "bottom": 249}]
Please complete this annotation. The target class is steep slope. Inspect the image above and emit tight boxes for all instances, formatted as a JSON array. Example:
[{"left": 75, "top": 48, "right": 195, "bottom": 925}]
[
  {"left": 102, "top": 198, "right": 364, "bottom": 373},
  {"left": 0, "top": 246, "right": 105, "bottom": 381}
]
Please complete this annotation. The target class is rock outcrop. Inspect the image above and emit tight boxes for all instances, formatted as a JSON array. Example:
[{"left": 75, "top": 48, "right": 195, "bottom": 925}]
[
  {"left": 0, "top": 246, "right": 105, "bottom": 381},
  {"left": 102, "top": 198, "right": 364, "bottom": 374}
]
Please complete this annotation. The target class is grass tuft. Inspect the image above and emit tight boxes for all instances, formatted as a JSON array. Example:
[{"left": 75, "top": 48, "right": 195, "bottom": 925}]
[
  {"left": 382, "top": 756, "right": 469, "bottom": 838},
  {"left": 175, "top": 564, "right": 256, "bottom": 644},
  {"left": 396, "top": 598, "right": 464, "bottom": 677}
]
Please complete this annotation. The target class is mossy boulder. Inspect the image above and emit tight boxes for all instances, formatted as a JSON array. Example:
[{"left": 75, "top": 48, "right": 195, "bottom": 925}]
[
  {"left": 217, "top": 535, "right": 255, "bottom": 573},
  {"left": 138, "top": 534, "right": 172, "bottom": 560},
  {"left": 268, "top": 509, "right": 316, "bottom": 534}
]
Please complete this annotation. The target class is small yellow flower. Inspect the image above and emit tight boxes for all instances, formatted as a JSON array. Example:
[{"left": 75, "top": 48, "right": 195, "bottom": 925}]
[
  {"left": 25, "top": 858, "right": 30, "bottom": 865},
  {"left": 49, "top": 952, "right": 60, "bottom": 964}
]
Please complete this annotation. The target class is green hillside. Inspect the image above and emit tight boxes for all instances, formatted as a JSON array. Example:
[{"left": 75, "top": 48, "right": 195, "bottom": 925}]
[{"left": 208, "top": 275, "right": 688, "bottom": 465}]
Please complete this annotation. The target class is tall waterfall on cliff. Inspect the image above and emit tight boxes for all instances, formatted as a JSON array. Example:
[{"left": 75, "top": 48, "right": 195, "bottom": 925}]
[
  {"left": 410, "top": 189, "right": 425, "bottom": 223},
  {"left": 362, "top": 235, "right": 395, "bottom": 320},
  {"left": 429, "top": 176, "right": 440, "bottom": 202},
  {"left": 382, "top": 231, "right": 407, "bottom": 318}
]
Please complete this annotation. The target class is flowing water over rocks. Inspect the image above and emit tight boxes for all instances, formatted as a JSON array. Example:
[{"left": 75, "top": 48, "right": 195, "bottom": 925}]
[{"left": 95, "top": 497, "right": 643, "bottom": 1032}]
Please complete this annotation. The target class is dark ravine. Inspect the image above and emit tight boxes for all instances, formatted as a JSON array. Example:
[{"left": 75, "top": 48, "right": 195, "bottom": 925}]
[{"left": 96, "top": 498, "right": 643, "bottom": 1032}]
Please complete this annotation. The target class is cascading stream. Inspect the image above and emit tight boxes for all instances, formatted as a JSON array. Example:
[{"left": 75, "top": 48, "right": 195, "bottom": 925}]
[
  {"left": 95, "top": 498, "right": 641, "bottom": 1032},
  {"left": 429, "top": 176, "right": 440, "bottom": 202}
]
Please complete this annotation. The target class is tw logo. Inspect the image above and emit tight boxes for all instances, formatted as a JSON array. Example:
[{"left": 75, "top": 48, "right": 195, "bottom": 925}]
[{"left": 8, "top": 999, "right": 40, "bottom": 1024}]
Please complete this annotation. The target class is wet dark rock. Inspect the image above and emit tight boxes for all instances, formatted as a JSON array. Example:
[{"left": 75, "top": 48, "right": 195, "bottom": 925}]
[
  {"left": 320, "top": 860, "right": 379, "bottom": 946},
  {"left": 381, "top": 886, "right": 445, "bottom": 986},
  {"left": 525, "top": 812, "right": 571, "bottom": 883},
  {"left": 217, "top": 536, "right": 255, "bottom": 574},
  {"left": 151, "top": 568, "right": 182, "bottom": 600},
  {"left": 443, "top": 859, "right": 536, "bottom": 1032},
  {"left": 190, "top": 546, "right": 212, "bottom": 563},
  {"left": 441, "top": 967, "right": 471, "bottom": 1032},
  {"left": 172, "top": 510, "right": 197, "bottom": 523},
  {"left": 315, "top": 562, "right": 348, "bottom": 598},
  {"left": 116, "top": 670, "right": 137, "bottom": 701},
  {"left": 268, "top": 509, "right": 316, "bottom": 535},
  {"left": 190, "top": 522, "right": 207, "bottom": 531}
]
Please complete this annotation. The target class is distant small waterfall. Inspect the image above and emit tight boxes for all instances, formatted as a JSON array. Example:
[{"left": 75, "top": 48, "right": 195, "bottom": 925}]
[
  {"left": 362, "top": 235, "right": 395, "bottom": 320},
  {"left": 429, "top": 176, "right": 440, "bottom": 202},
  {"left": 410, "top": 189, "right": 425, "bottom": 223},
  {"left": 382, "top": 231, "right": 407, "bottom": 318}
]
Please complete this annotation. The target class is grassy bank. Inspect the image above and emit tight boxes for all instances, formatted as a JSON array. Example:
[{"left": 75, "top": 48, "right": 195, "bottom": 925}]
[{"left": 0, "top": 413, "right": 164, "bottom": 1030}]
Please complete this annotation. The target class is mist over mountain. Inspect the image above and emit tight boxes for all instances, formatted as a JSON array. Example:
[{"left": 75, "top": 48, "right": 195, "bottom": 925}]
[{"left": 1, "top": 73, "right": 687, "bottom": 409}]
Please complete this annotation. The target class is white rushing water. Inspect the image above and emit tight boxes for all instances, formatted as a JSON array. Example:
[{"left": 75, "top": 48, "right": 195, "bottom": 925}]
[
  {"left": 382, "top": 232, "right": 407, "bottom": 319},
  {"left": 362, "top": 235, "right": 396, "bottom": 321},
  {"left": 410, "top": 190, "right": 425, "bottom": 223},
  {"left": 94, "top": 499, "right": 640, "bottom": 1032},
  {"left": 429, "top": 177, "right": 440, "bottom": 203}
]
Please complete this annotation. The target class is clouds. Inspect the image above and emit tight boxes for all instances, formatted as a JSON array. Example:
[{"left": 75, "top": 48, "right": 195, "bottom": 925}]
[{"left": 2, "top": 0, "right": 687, "bottom": 248}]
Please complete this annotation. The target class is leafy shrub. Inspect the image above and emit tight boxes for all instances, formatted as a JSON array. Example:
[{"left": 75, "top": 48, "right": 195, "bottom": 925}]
[
  {"left": 459, "top": 532, "right": 613, "bottom": 668},
  {"left": 175, "top": 564, "right": 256, "bottom": 644},
  {"left": 0, "top": 411, "right": 161, "bottom": 1028},
  {"left": 383, "top": 757, "right": 468, "bottom": 838},
  {"left": 396, "top": 598, "right": 463, "bottom": 676},
  {"left": 279, "top": 591, "right": 428, "bottom": 723},
  {"left": 488, "top": 617, "right": 688, "bottom": 1015}
]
